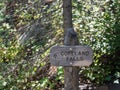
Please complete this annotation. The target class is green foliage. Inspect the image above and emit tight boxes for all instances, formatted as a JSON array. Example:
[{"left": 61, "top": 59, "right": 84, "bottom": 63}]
[
  {"left": 0, "top": 16, "right": 20, "bottom": 63},
  {"left": 0, "top": 0, "right": 64, "bottom": 90},
  {"left": 56, "top": 66, "right": 64, "bottom": 82},
  {"left": 72, "top": 0, "right": 120, "bottom": 85},
  {"left": 0, "top": 0, "right": 120, "bottom": 89}
]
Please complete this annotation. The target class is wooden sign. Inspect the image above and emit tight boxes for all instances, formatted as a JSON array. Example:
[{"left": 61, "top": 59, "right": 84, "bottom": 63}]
[{"left": 50, "top": 45, "right": 93, "bottom": 66}]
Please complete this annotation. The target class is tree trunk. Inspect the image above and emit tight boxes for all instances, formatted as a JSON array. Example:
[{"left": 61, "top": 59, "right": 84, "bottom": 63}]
[{"left": 62, "top": 0, "right": 79, "bottom": 90}]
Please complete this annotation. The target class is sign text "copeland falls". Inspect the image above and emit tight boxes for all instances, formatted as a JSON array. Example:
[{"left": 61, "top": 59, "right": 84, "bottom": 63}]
[
  {"left": 50, "top": 45, "right": 93, "bottom": 66},
  {"left": 60, "top": 50, "right": 89, "bottom": 61}
]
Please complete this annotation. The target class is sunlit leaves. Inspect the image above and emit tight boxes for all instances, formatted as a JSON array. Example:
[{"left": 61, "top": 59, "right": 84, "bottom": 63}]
[
  {"left": 0, "top": 0, "right": 120, "bottom": 89},
  {"left": 72, "top": 0, "right": 120, "bottom": 85}
]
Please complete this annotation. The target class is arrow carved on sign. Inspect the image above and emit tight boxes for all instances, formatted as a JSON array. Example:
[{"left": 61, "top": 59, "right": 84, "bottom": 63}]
[{"left": 53, "top": 54, "right": 57, "bottom": 58}]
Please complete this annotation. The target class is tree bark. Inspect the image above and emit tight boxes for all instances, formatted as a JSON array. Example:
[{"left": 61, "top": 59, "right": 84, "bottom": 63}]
[
  {"left": 62, "top": 0, "right": 79, "bottom": 90},
  {"left": 63, "top": 0, "right": 73, "bottom": 34}
]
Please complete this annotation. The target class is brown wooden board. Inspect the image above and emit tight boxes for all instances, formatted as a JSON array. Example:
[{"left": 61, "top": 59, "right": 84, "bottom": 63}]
[{"left": 50, "top": 45, "right": 93, "bottom": 66}]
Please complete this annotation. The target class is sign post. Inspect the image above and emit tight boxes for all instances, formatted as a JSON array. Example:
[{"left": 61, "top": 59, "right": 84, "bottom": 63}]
[
  {"left": 50, "top": 0, "right": 93, "bottom": 90},
  {"left": 50, "top": 45, "right": 93, "bottom": 90}
]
